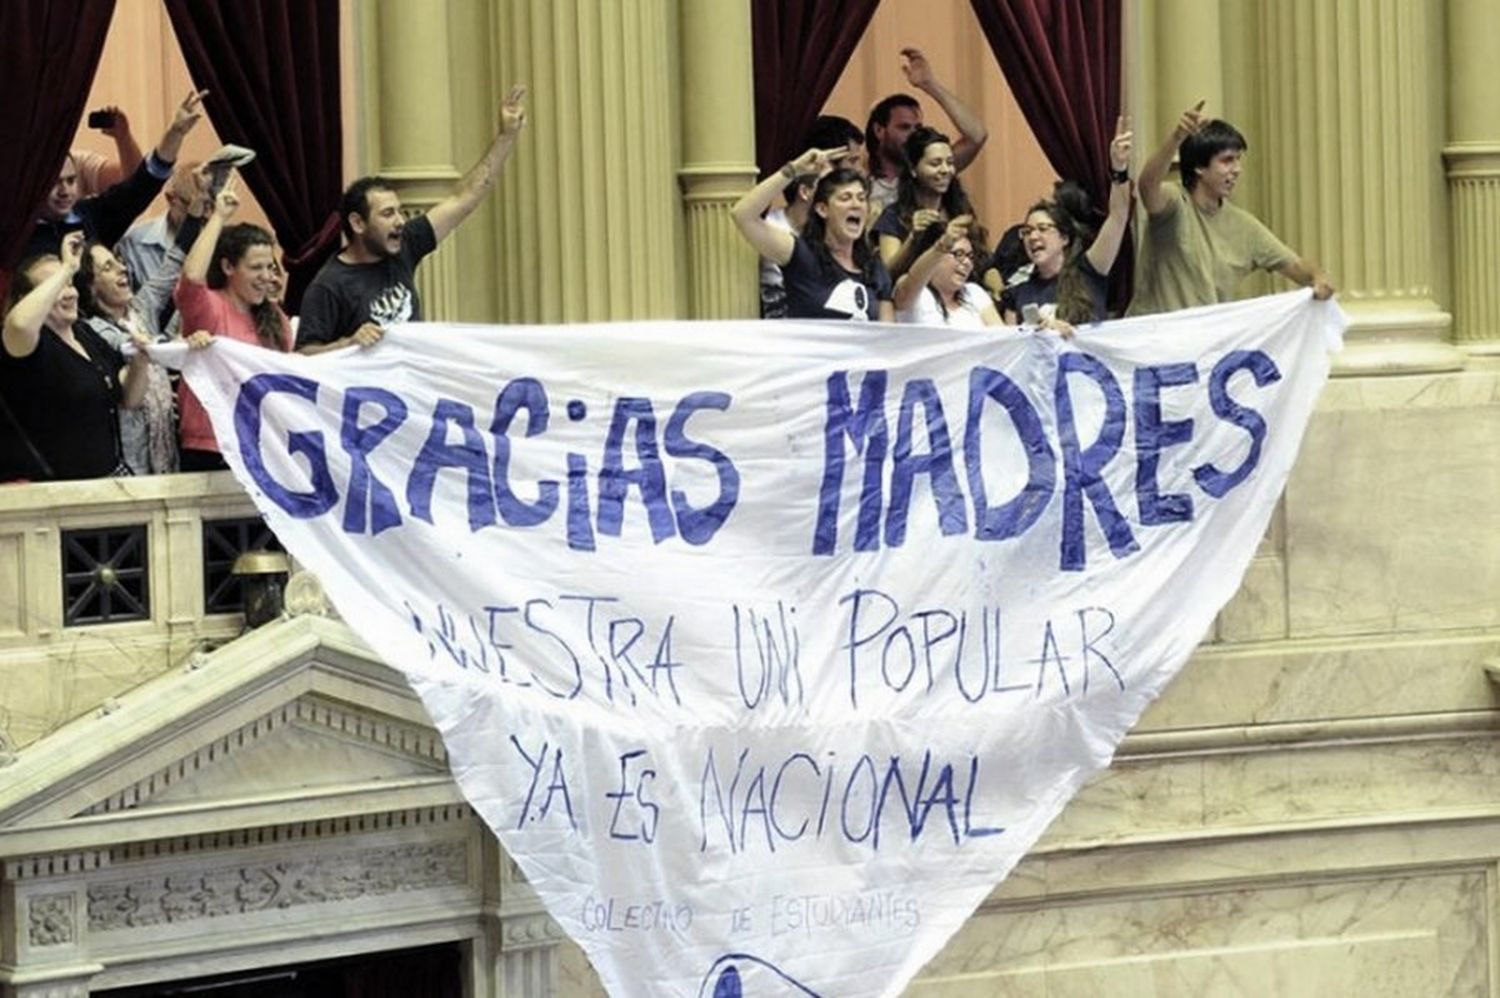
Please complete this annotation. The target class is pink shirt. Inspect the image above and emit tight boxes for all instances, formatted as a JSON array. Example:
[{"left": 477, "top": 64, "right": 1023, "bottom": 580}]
[{"left": 174, "top": 278, "right": 293, "bottom": 454}]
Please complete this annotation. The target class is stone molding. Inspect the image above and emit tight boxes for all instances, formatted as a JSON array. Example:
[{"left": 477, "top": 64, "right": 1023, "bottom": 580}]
[
  {"left": 5, "top": 853, "right": 108, "bottom": 881},
  {"left": 86, "top": 839, "right": 468, "bottom": 933},
  {"left": 81, "top": 695, "right": 449, "bottom": 818},
  {"left": 282, "top": 569, "right": 332, "bottom": 619},
  {"left": 102, "top": 805, "right": 474, "bottom": 866},
  {"left": 8, "top": 984, "right": 92, "bottom": 998},
  {"left": 500, "top": 911, "right": 568, "bottom": 952},
  {"left": 27, "top": 893, "right": 76, "bottom": 947}
]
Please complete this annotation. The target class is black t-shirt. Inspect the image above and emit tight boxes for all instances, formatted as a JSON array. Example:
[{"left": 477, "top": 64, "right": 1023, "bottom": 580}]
[
  {"left": 295, "top": 213, "right": 439, "bottom": 347},
  {"left": 1001, "top": 254, "right": 1109, "bottom": 323},
  {"left": 781, "top": 236, "right": 893, "bottom": 321},
  {"left": 872, "top": 203, "right": 910, "bottom": 243},
  {"left": 0, "top": 323, "right": 124, "bottom": 481}
]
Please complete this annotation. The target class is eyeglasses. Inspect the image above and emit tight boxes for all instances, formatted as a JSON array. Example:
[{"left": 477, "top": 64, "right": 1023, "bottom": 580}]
[
  {"left": 948, "top": 249, "right": 974, "bottom": 262},
  {"left": 1019, "top": 222, "right": 1058, "bottom": 238}
]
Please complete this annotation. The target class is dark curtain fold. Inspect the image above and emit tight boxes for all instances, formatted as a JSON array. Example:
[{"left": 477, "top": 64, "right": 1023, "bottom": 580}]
[
  {"left": 968, "top": 0, "right": 1131, "bottom": 308},
  {"left": 0, "top": 1, "right": 117, "bottom": 295},
  {"left": 752, "top": 0, "right": 883, "bottom": 177},
  {"left": 163, "top": 0, "right": 344, "bottom": 312}
]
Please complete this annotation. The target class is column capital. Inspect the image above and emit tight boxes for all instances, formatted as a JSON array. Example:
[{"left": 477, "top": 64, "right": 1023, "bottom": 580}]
[
  {"left": 678, "top": 0, "right": 758, "bottom": 319},
  {"left": 678, "top": 165, "right": 759, "bottom": 202},
  {"left": 1443, "top": 144, "right": 1500, "bottom": 179}
]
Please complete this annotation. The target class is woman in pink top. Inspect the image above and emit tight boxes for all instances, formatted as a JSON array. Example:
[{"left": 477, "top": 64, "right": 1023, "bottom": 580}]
[{"left": 174, "top": 177, "right": 292, "bottom": 471}]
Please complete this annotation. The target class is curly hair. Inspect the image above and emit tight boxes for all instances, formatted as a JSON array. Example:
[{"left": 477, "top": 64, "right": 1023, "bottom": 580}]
[
  {"left": 1025, "top": 182, "right": 1099, "bottom": 325},
  {"left": 207, "top": 223, "right": 288, "bottom": 351},
  {"left": 72, "top": 240, "right": 113, "bottom": 319}
]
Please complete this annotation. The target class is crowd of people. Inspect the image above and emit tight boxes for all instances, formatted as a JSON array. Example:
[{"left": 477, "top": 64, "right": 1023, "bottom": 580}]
[
  {"left": 734, "top": 50, "right": 1335, "bottom": 334},
  {"left": 0, "top": 85, "right": 528, "bottom": 484},
  {"left": 1, "top": 51, "right": 1335, "bottom": 487}
]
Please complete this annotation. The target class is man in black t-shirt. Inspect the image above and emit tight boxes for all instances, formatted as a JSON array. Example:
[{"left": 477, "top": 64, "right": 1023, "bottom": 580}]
[{"left": 296, "top": 84, "right": 528, "bottom": 354}]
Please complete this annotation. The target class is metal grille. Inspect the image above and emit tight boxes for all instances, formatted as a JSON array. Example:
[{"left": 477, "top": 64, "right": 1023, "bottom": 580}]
[
  {"left": 62, "top": 526, "right": 150, "bottom": 626},
  {"left": 202, "top": 516, "right": 284, "bottom": 614}
]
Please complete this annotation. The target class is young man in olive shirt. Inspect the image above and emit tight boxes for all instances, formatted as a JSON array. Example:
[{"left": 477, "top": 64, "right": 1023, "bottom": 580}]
[{"left": 1129, "top": 100, "right": 1334, "bottom": 316}]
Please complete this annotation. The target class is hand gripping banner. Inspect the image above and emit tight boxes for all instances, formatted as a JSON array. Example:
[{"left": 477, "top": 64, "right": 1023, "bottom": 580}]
[{"left": 165, "top": 291, "right": 1344, "bottom": 997}]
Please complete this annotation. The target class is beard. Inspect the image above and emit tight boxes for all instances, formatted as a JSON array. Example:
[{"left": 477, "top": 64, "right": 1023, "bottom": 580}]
[{"left": 361, "top": 228, "right": 399, "bottom": 258}]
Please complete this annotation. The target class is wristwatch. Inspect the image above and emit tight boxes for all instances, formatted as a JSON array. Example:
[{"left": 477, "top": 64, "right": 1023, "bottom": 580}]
[{"left": 1111, "top": 167, "right": 1129, "bottom": 183}]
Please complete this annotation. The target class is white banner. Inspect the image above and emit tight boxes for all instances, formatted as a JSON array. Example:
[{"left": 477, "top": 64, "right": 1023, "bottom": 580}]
[{"left": 167, "top": 291, "right": 1343, "bottom": 997}]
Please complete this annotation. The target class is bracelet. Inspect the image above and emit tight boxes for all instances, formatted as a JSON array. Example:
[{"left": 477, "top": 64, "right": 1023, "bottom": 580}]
[
  {"left": 1111, "top": 167, "right": 1129, "bottom": 183},
  {"left": 779, "top": 162, "right": 797, "bottom": 180}
]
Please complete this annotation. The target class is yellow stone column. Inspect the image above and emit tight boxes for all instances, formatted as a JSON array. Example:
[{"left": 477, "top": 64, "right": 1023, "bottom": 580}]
[
  {"left": 1256, "top": 0, "right": 1461, "bottom": 374},
  {"left": 678, "top": 0, "right": 759, "bottom": 319},
  {"left": 491, "top": 0, "right": 687, "bottom": 323},
  {"left": 364, "top": 0, "right": 472, "bottom": 322},
  {"left": 1146, "top": 0, "right": 1224, "bottom": 144},
  {"left": 1445, "top": 0, "right": 1500, "bottom": 353}
]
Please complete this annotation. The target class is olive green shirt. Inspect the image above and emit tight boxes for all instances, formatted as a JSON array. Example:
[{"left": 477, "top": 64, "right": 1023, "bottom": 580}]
[{"left": 1128, "top": 183, "right": 1296, "bottom": 316}]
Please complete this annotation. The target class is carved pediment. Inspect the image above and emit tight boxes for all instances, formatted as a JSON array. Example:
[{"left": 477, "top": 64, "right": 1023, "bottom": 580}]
[
  {"left": 79, "top": 693, "right": 449, "bottom": 817},
  {"left": 0, "top": 617, "right": 462, "bottom": 849}
]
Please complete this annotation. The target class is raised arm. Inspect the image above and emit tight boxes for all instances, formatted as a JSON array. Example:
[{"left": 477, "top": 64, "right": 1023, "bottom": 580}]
[
  {"left": 1085, "top": 118, "right": 1134, "bottom": 275},
  {"left": 731, "top": 148, "right": 841, "bottom": 266},
  {"left": 879, "top": 207, "right": 946, "bottom": 278},
  {"left": 1139, "top": 100, "right": 1204, "bottom": 216},
  {"left": 85, "top": 92, "right": 206, "bottom": 250},
  {"left": 2, "top": 233, "right": 84, "bottom": 359},
  {"left": 152, "top": 90, "right": 208, "bottom": 167},
  {"left": 181, "top": 177, "right": 240, "bottom": 286},
  {"left": 901, "top": 48, "right": 988, "bottom": 171},
  {"left": 427, "top": 84, "right": 527, "bottom": 244},
  {"left": 94, "top": 105, "right": 144, "bottom": 188},
  {"left": 892, "top": 214, "right": 970, "bottom": 312}
]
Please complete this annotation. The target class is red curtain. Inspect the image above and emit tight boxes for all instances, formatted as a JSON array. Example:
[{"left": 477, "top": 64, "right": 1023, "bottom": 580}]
[
  {"left": 164, "top": 0, "right": 344, "bottom": 312},
  {"left": 0, "top": 1, "right": 117, "bottom": 294},
  {"left": 752, "top": 0, "right": 883, "bottom": 177},
  {"left": 968, "top": 0, "right": 1130, "bottom": 306}
]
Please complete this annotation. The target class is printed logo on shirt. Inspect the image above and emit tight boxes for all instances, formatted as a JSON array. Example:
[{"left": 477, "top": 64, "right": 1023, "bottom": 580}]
[
  {"left": 369, "top": 284, "right": 414, "bottom": 329},
  {"left": 823, "top": 279, "right": 871, "bottom": 322}
]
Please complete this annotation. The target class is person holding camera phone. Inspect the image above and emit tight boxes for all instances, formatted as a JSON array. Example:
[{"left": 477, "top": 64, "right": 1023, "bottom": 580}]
[
  {"left": 24, "top": 90, "right": 209, "bottom": 262},
  {"left": 71, "top": 105, "right": 145, "bottom": 199}
]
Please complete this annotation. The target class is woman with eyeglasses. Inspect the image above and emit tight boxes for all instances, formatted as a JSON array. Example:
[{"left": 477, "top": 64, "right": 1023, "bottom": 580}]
[
  {"left": 732, "top": 147, "right": 894, "bottom": 322},
  {"left": 1001, "top": 121, "right": 1133, "bottom": 335},
  {"left": 893, "top": 214, "right": 1001, "bottom": 328},
  {"left": 874, "top": 126, "right": 987, "bottom": 280}
]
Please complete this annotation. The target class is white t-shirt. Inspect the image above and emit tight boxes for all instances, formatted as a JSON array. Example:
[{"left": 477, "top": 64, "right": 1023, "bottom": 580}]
[
  {"left": 896, "top": 283, "right": 993, "bottom": 329},
  {"left": 869, "top": 175, "right": 900, "bottom": 222}
]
